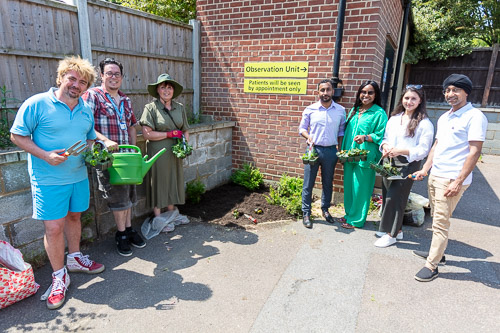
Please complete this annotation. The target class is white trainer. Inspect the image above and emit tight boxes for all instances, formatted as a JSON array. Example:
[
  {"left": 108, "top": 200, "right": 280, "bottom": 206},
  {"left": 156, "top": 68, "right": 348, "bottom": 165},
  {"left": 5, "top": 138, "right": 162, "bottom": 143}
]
[
  {"left": 374, "top": 234, "right": 397, "bottom": 248},
  {"left": 375, "top": 231, "right": 403, "bottom": 240}
]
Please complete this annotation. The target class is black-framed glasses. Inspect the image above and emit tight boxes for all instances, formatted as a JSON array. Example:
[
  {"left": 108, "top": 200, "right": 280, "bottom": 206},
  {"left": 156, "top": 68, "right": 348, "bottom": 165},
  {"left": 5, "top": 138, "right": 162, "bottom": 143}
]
[
  {"left": 406, "top": 84, "right": 423, "bottom": 89},
  {"left": 360, "top": 90, "right": 375, "bottom": 95},
  {"left": 443, "top": 87, "right": 462, "bottom": 95},
  {"left": 104, "top": 72, "right": 122, "bottom": 78}
]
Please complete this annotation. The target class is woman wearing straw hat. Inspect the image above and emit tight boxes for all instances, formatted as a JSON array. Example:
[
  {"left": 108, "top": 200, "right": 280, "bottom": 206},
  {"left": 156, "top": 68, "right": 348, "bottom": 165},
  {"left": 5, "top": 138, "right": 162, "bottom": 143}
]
[{"left": 140, "top": 73, "right": 190, "bottom": 218}]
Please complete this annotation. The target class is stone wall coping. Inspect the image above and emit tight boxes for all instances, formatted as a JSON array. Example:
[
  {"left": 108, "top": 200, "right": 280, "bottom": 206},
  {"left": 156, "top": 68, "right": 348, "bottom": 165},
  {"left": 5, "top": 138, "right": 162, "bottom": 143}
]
[
  {"left": 427, "top": 102, "right": 500, "bottom": 113},
  {"left": 0, "top": 120, "right": 236, "bottom": 158},
  {"left": 0, "top": 150, "right": 27, "bottom": 164},
  {"left": 187, "top": 120, "right": 236, "bottom": 133}
]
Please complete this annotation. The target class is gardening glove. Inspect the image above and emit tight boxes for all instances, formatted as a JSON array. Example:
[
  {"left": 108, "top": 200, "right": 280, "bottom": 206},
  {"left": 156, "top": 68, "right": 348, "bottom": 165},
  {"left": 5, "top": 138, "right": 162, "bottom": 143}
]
[{"left": 166, "top": 130, "right": 183, "bottom": 139}]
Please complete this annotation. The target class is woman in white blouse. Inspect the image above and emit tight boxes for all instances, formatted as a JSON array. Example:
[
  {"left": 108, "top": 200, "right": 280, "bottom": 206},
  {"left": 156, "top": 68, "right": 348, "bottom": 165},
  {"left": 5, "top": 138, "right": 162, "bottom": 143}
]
[{"left": 374, "top": 85, "right": 434, "bottom": 247}]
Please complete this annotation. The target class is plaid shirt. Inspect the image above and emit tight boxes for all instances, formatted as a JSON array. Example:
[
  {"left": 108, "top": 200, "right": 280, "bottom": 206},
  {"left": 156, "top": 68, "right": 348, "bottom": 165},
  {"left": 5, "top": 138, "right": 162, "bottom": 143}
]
[{"left": 83, "top": 87, "right": 137, "bottom": 145}]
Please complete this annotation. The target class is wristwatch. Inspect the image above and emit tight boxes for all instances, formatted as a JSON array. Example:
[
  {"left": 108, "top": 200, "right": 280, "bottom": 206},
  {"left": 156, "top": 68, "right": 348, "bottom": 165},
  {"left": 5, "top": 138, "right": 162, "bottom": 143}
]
[{"left": 364, "top": 135, "right": 369, "bottom": 142}]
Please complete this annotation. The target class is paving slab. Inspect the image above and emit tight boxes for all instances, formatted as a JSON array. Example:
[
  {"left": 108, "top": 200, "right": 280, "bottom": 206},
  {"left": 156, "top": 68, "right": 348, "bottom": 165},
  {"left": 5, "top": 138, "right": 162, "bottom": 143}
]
[{"left": 1, "top": 155, "right": 499, "bottom": 333}]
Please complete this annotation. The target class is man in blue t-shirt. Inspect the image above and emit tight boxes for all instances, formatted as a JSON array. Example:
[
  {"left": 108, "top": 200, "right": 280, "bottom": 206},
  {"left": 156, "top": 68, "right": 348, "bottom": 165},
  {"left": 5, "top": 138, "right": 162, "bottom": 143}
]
[{"left": 10, "top": 56, "right": 106, "bottom": 310}]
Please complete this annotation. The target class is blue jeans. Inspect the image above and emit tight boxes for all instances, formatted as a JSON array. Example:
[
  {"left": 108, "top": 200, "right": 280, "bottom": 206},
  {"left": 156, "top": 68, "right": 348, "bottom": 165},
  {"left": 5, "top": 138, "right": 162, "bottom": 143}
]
[{"left": 301, "top": 145, "right": 338, "bottom": 216}]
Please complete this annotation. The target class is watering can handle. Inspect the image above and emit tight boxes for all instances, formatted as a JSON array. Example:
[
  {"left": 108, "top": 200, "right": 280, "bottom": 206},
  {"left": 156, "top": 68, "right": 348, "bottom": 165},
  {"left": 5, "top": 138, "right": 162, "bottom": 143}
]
[{"left": 117, "top": 145, "right": 140, "bottom": 152}]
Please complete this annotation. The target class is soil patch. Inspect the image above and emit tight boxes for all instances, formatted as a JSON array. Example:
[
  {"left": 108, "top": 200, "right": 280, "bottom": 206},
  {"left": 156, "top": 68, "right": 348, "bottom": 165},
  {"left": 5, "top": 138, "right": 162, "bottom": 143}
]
[{"left": 178, "top": 183, "right": 294, "bottom": 227}]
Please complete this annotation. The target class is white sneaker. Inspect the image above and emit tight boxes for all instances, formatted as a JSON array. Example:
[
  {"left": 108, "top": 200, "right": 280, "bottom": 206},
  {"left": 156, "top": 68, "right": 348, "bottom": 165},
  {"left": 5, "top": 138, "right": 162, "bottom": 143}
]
[
  {"left": 375, "top": 231, "right": 403, "bottom": 240},
  {"left": 374, "top": 234, "right": 397, "bottom": 248}
]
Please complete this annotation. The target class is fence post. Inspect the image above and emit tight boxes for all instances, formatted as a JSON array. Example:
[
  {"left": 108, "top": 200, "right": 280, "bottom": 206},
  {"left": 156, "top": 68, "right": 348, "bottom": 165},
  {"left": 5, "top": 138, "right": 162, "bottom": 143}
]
[
  {"left": 190, "top": 19, "right": 201, "bottom": 119},
  {"left": 482, "top": 43, "right": 499, "bottom": 107},
  {"left": 75, "top": 0, "right": 93, "bottom": 62}
]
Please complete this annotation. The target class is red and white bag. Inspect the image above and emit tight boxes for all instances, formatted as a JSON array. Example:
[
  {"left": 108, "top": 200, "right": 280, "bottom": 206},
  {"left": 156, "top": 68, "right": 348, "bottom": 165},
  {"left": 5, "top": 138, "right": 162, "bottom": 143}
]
[{"left": 0, "top": 241, "right": 40, "bottom": 309}]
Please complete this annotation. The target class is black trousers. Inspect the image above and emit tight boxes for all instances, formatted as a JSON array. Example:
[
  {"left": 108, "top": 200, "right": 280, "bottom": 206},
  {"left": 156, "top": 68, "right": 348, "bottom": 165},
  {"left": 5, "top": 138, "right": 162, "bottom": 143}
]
[{"left": 378, "top": 157, "right": 421, "bottom": 237}]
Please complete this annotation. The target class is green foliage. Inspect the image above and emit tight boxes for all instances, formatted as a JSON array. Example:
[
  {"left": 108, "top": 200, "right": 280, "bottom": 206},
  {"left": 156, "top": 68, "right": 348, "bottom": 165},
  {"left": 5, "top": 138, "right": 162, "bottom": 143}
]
[
  {"left": 0, "top": 85, "right": 18, "bottom": 149},
  {"left": 188, "top": 110, "right": 203, "bottom": 125},
  {"left": 82, "top": 146, "right": 114, "bottom": 167},
  {"left": 107, "top": 0, "right": 196, "bottom": 24},
  {"left": 186, "top": 179, "right": 206, "bottom": 204},
  {"left": 81, "top": 212, "right": 95, "bottom": 228},
  {"left": 172, "top": 138, "right": 193, "bottom": 159},
  {"left": 231, "top": 163, "right": 264, "bottom": 191},
  {"left": 265, "top": 174, "right": 303, "bottom": 217},
  {"left": 336, "top": 149, "right": 369, "bottom": 158},
  {"left": 406, "top": 0, "right": 499, "bottom": 64},
  {"left": 301, "top": 147, "right": 318, "bottom": 161}
]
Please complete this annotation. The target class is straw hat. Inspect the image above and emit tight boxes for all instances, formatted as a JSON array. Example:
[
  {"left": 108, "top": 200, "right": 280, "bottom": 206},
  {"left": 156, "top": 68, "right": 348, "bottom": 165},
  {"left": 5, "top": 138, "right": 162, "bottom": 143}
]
[{"left": 147, "top": 73, "right": 183, "bottom": 99}]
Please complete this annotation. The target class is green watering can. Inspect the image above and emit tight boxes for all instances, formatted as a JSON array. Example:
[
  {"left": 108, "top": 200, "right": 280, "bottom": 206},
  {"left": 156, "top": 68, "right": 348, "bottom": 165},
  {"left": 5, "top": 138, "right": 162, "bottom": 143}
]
[{"left": 108, "top": 145, "right": 166, "bottom": 185}]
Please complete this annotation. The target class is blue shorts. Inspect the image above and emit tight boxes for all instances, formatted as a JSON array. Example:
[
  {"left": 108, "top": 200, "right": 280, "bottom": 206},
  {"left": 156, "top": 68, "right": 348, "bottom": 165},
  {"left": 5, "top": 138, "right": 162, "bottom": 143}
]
[{"left": 31, "top": 179, "right": 90, "bottom": 221}]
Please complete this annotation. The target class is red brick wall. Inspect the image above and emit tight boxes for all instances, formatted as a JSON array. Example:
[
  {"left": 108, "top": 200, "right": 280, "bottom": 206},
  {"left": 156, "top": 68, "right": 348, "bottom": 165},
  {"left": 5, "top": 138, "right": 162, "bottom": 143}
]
[{"left": 197, "top": 0, "right": 403, "bottom": 191}]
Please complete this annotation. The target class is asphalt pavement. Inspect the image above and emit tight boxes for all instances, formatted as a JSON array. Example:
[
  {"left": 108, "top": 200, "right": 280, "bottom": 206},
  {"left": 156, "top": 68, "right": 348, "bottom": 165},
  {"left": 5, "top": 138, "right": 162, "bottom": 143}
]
[{"left": 1, "top": 155, "right": 499, "bottom": 333}]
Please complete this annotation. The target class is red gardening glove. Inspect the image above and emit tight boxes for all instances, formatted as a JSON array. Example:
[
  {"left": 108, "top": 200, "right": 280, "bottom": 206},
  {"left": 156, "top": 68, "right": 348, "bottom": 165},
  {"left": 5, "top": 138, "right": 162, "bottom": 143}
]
[{"left": 166, "top": 130, "right": 182, "bottom": 139}]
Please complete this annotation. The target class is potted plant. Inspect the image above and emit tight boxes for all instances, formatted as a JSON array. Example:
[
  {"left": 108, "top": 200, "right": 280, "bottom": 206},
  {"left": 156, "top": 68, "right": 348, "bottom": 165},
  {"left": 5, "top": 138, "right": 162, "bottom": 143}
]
[
  {"left": 82, "top": 143, "right": 114, "bottom": 170},
  {"left": 336, "top": 150, "right": 349, "bottom": 163},
  {"left": 301, "top": 146, "right": 319, "bottom": 165},
  {"left": 338, "top": 148, "right": 369, "bottom": 163},
  {"left": 172, "top": 136, "right": 193, "bottom": 159}
]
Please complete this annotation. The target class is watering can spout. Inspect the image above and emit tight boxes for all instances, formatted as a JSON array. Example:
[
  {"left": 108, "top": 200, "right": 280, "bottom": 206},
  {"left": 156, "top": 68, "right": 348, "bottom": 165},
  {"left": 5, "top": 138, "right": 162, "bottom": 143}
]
[{"left": 142, "top": 148, "right": 167, "bottom": 178}]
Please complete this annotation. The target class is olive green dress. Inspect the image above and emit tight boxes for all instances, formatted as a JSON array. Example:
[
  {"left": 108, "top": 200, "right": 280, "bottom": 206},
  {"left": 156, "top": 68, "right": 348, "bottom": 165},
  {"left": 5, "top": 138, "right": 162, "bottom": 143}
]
[{"left": 140, "top": 99, "right": 190, "bottom": 209}]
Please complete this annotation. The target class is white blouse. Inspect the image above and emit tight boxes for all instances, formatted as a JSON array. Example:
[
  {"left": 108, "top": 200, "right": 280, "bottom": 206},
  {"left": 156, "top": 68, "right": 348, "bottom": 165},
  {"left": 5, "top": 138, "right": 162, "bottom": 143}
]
[{"left": 380, "top": 113, "right": 434, "bottom": 162}]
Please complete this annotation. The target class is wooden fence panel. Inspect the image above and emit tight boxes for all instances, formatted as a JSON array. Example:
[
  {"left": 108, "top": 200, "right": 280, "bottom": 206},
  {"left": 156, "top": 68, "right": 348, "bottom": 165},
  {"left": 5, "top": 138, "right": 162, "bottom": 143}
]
[
  {"left": 408, "top": 49, "right": 500, "bottom": 106},
  {"left": 1, "top": 0, "right": 194, "bottom": 119}
]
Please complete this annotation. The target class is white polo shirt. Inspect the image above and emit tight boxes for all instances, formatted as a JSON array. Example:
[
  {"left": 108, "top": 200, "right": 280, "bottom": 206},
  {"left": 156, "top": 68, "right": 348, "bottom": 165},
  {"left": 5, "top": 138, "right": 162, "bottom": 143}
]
[{"left": 431, "top": 103, "right": 488, "bottom": 185}]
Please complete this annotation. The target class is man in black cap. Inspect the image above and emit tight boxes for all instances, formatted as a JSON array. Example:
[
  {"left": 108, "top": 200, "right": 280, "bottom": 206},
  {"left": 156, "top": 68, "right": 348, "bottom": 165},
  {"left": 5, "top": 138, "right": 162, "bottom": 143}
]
[{"left": 410, "top": 74, "right": 488, "bottom": 282}]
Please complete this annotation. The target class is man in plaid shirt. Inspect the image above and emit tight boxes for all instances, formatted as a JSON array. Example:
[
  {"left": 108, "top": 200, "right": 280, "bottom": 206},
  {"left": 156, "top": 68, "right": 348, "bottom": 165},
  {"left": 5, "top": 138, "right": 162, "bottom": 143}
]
[{"left": 83, "top": 58, "right": 146, "bottom": 256}]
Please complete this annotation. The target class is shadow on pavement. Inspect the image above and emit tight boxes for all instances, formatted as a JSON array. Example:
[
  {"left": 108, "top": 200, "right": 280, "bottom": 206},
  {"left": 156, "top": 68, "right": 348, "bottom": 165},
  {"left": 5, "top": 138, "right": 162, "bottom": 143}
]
[
  {"left": 411, "top": 166, "right": 500, "bottom": 228},
  {"left": 0, "top": 222, "right": 259, "bottom": 332}
]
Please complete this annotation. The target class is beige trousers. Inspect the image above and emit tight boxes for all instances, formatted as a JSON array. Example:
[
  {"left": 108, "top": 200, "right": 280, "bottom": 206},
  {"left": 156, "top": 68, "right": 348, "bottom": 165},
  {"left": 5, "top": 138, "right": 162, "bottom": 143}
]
[{"left": 426, "top": 175, "right": 469, "bottom": 270}]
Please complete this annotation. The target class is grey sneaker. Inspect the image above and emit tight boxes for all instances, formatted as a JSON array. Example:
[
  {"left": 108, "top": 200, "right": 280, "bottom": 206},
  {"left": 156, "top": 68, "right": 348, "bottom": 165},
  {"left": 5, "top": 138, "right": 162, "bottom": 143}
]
[
  {"left": 415, "top": 266, "right": 439, "bottom": 282},
  {"left": 413, "top": 250, "right": 446, "bottom": 265}
]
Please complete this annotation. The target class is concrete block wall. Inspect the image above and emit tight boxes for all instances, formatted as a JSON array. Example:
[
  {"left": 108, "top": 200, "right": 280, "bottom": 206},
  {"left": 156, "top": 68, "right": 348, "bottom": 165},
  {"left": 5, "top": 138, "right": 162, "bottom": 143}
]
[
  {"left": 427, "top": 103, "right": 500, "bottom": 155},
  {"left": 183, "top": 120, "right": 236, "bottom": 190},
  {"left": 0, "top": 120, "right": 235, "bottom": 263}
]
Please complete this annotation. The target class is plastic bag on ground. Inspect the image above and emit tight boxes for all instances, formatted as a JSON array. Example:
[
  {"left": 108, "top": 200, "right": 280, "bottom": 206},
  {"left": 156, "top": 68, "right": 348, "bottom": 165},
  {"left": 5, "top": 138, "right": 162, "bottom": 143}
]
[
  {"left": 403, "top": 207, "right": 425, "bottom": 227},
  {"left": 1, "top": 241, "right": 40, "bottom": 309},
  {"left": 0, "top": 240, "right": 26, "bottom": 271},
  {"left": 406, "top": 192, "right": 430, "bottom": 210},
  {"left": 141, "top": 209, "right": 179, "bottom": 240},
  {"left": 173, "top": 214, "right": 190, "bottom": 226},
  {"left": 161, "top": 223, "right": 175, "bottom": 233}
]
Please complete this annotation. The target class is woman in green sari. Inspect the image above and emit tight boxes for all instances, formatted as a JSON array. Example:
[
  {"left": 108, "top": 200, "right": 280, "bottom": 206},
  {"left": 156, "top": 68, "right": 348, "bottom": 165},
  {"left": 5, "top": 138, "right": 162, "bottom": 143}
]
[{"left": 339, "top": 81, "right": 388, "bottom": 228}]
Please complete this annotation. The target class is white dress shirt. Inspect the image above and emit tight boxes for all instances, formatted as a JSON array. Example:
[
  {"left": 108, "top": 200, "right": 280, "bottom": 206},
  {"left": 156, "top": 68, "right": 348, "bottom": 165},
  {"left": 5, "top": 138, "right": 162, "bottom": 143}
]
[{"left": 380, "top": 113, "right": 434, "bottom": 163}]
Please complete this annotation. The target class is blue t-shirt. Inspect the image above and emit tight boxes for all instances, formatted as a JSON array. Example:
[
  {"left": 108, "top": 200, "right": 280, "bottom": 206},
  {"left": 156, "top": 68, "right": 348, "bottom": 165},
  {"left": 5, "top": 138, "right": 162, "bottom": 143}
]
[{"left": 10, "top": 88, "right": 97, "bottom": 185}]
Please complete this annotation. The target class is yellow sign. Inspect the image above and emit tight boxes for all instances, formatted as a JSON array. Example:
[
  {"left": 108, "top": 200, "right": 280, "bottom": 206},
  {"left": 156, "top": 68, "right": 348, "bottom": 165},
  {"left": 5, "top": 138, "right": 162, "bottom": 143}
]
[
  {"left": 244, "top": 79, "right": 308, "bottom": 95},
  {"left": 244, "top": 62, "right": 309, "bottom": 78}
]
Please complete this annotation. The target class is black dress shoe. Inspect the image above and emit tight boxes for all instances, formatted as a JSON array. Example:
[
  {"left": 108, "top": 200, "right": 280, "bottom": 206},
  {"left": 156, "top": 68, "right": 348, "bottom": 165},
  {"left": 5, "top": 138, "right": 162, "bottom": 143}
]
[
  {"left": 322, "top": 210, "right": 335, "bottom": 224},
  {"left": 303, "top": 215, "right": 312, "bottom": 228}
]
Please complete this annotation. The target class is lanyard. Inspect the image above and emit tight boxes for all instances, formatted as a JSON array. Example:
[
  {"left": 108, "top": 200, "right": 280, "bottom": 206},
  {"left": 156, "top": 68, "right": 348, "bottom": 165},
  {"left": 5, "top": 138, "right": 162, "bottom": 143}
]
[{"left": 105, "top": 92, "right": 125, "bottom": 122}]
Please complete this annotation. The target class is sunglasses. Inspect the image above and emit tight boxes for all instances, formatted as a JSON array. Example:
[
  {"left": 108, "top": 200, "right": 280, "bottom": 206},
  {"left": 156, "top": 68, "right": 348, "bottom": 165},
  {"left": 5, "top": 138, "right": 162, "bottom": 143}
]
[{"left": 406, "top": 84, "right": 423, "bottom": 89}]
